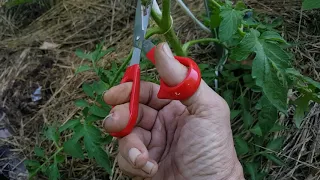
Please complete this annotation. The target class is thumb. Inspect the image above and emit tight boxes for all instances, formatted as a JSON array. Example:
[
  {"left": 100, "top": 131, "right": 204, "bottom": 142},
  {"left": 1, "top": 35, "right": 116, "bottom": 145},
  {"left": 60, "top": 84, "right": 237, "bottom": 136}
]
[{"left": 154, "top": 42, "right": 229, "bottom": 115}]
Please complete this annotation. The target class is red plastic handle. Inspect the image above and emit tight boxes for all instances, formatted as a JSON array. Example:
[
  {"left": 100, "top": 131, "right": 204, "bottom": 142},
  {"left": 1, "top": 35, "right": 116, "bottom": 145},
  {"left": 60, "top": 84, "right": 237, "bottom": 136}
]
[
  {"left": 146, "top": 47, "right": 201, "bottom": 100},
  {"left": 109, "top": 64, "right": 140, "bottom": 138}
]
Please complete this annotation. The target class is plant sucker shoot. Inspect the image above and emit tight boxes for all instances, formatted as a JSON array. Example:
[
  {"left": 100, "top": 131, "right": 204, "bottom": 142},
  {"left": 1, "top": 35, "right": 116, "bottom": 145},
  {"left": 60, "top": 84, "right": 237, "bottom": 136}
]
[{"left": 26, "top": 0, "right": 320, "bottom": 179}]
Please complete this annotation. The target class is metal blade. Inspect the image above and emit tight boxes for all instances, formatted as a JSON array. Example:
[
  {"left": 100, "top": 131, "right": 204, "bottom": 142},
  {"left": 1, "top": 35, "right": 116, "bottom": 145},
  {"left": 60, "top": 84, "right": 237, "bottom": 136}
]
[{"left": 133, "top": 0, "right": 152, "bottom": 49}]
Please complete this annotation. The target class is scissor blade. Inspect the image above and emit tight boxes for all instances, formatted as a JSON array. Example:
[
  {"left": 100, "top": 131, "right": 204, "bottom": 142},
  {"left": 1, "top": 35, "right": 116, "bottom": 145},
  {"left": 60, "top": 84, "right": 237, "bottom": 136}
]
[
  {"left": 133, "top": 0, "right": 152, "bottom": 49},
  {"left": 130, "top": 48, "right": 142, "bottom": 66}
]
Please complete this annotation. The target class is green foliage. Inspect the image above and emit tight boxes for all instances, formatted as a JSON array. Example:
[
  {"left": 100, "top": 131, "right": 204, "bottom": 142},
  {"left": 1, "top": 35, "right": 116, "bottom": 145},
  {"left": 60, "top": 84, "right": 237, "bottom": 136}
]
[
  {"left": 219, "top": 5, "right": 244, "bottom": 41},
  {"left": 26, "top": 43, "right": 118, "bottom": 179},
  {"left": 205, "top": 0, "right": 320, "bottom": 179},
  {"left": 302, "top": 0, "right": 320, "bottom": 10}
]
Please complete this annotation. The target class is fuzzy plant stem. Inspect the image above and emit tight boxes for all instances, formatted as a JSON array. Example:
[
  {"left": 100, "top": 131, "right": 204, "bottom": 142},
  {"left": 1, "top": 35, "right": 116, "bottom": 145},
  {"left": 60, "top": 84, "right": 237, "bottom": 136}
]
[
  {"left": 182, "top": 38, "right": 222, "bottom": 55},
  {"left": 152, "top": 0, "right": 185, "bottom": 56}
]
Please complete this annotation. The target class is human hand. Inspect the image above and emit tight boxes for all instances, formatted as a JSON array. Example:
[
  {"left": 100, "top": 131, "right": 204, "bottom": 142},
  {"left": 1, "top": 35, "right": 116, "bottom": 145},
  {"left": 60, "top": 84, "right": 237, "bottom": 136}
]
[{"left": 103, "top": 43, "right": 244, "bottom": 180}]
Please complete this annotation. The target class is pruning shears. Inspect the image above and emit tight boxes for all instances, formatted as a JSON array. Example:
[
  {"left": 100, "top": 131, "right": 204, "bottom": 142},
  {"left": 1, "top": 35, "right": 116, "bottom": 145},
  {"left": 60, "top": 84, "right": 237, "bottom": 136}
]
[{"left": 110, "top": 0, "right": 201, "bottom": 138}]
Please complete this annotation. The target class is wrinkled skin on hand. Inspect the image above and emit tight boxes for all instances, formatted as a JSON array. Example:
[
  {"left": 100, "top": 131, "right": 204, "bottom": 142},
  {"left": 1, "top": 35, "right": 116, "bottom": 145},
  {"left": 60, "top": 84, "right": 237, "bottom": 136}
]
[{"left": 103, "top": 43, "right": 244, "bottom": 180}]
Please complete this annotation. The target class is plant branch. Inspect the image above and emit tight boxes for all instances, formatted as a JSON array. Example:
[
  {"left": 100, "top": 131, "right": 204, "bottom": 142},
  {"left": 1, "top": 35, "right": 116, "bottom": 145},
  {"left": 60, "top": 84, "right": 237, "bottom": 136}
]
[
  {"left": 176, "top": 0, "right": 211, "bottom": 33},
  {"left": 146, "top": 27, "right": 162, "bottom": 39},
  {"left": 109, "top": 50, "right": 133, "bottom": 87},
  {"left": 182, "top": 38, "right": 222, "bottom": 55},
  {"left": 162, "top": 0, "right": 172, "bottom": 30},
  {"left": 209, "top": 0, "right": 221, "bottom": 8},
  {"left": 30, "top": 147, "right": 64, "bottom": 178},
  {"left": 151, "top": 0, "right": 162, "bottom": 25}
]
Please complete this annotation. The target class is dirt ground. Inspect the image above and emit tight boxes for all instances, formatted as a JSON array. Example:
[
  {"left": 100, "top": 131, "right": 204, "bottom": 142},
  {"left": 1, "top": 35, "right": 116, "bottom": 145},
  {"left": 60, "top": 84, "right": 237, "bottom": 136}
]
[{"left": 0, "top": 0, "right": 319, "bottom": 179}]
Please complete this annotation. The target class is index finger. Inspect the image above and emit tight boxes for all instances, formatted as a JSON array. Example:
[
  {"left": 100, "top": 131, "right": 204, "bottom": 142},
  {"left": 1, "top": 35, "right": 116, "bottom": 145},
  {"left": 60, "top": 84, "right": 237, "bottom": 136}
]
[{"left": 103, "top": 81, "right": 171, "bottom": 110}]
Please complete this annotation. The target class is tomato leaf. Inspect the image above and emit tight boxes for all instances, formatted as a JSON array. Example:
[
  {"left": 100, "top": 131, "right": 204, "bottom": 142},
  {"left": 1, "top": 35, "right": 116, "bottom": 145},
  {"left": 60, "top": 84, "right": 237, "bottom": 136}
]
[
  {"left": 270, "top": 123, "right": 286, "bottom": 132},
  {"left": 97, "top": 47, "right": 115, "bottom": 60},
  {"left": 24, "top": 160, "right": 40, "bottom": 169},
  {"left": 63, "top": 139, "right": 84, "bottom": 159},
  {"left": 85, "top": 115, "right": 103, "bottom": 124},
  {"left": 262, "top": 153, "right": 285, "bottom": 166},
  {"left": 266, "top": 137, "right": 285, "bottom": 151},
  {"left": 223, "top": 90, "right": 234, "bottom": 107},
  {"left": 235, "top": 1, "right": 247, "bottom": 10},
  {"left": 89, "top": 105, "right": 109, "bottom": 118},
  {"left": 34, "top": 147, "right": 45, "bottom": 158},
  {"left": 55, "top": 154, "right": 65, "bottom": 164},
  {"left": 235, "top": 136, "right": 249, "bottom": 156},
  {"left": 75, "top": 65, "right": 92, "bottom": 74},
  {"left": 240, "top": 96, "right": 253, "bottom": 129},
  {"left": 293, "top": 95, "right": 310, "bottom": 128},
  {"left": 48, "top": 163, "right": 60, "bottom": 180},
  {"left": 45, "top": 126, "right": 60, "bottom": 144},
  {"left": 245, "top": 162, "right": 258, "bottom": 180},
  {"left": 258, "top": 96, "right": 278, "bottom": 136},
  {"left": 250, "top": 124, "right": 263, "bottom": 136},
  {"left": 59, "top": 119, "right": 81, "bottom": 133},
  {"left": 260, "top": 31, "right": 287, "bottom": 43},
  {"left": 82, "top": 124, "right": 112, "bottom": 173},
  {"left": 75, "top": 99, "right": 89, "bottom": 108},
  {"left": 75, "top": 49, "right": 93, "bottom": 61},
  {"left": 219, "top": 6, "right": 244, "bottom": 42},
  {"left": 230, "top": 110, "right": 242, "bottom": 120},
  {"left": 92, "top": 80, "right": 108, "bottom": 96},
  {"left": 302, "top": 0, "right": 320, "bottom": 10},
  {"left": 210, "top": 5, "right": 222, "bottom": 29},
  {"left": 82, "top": 83, "right": 95, "bottom": 98}
]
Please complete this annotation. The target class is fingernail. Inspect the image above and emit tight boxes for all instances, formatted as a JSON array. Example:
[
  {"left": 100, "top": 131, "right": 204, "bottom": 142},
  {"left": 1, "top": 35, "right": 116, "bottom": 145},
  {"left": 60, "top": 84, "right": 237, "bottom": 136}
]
[
  {"left": 162, "top": 43, "right": 174, "bottom": 58},
  {"left": 142, "top": 161, "right": 155, "bottom": 174},
  {"left": 128, "top": 148, "right": 141, "bottom": 165},
  {"left": 102, "top": 113, "right": 113, "bottom": 128}
]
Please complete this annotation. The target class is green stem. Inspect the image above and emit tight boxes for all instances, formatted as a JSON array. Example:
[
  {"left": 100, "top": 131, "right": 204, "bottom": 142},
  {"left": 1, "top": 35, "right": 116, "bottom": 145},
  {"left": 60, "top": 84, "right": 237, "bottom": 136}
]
[
  {"left": 209, "top": 0, "right": 221, "bottom": 8},
  {"left": 162, "top": 0, "right": 171, "bottom": 30},
  {"left": 151, "top": 8, "right": 162, "bottom": 25},
  {"left": 30, "top": 147, "right": 64, "bottom": 178},
  {"left": 146, "top": 27, "right": 162, "bottom": 39},
  {"left": 151, "top": 0, "right": 185, "bottom": 56},
  {"left": 109, "top": 50, "right": 133, "bottom": 87},
  {"left": 164, "top": 28, "right": 185, "bottom": 56},
  {"left": 182, "top": 38, "right": 222, "bottom": 55}
]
